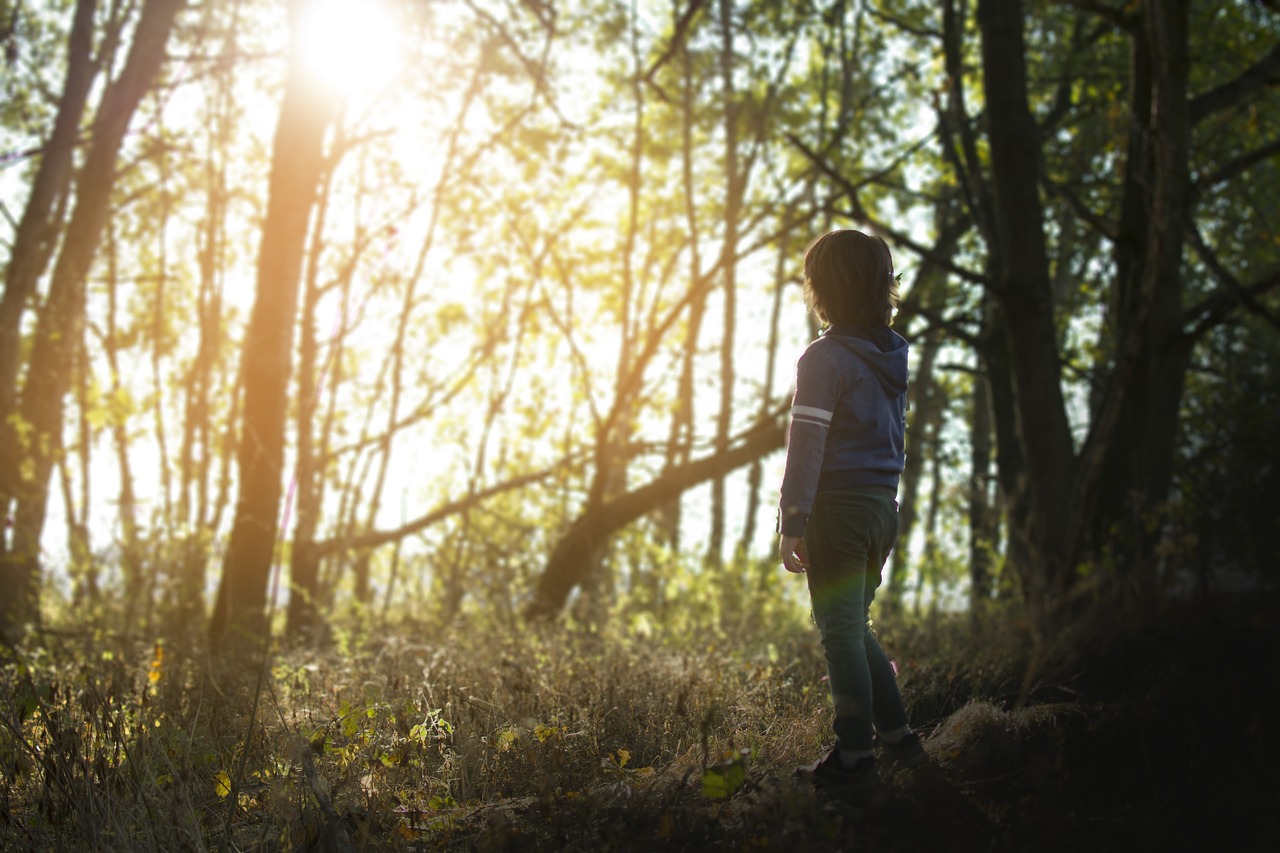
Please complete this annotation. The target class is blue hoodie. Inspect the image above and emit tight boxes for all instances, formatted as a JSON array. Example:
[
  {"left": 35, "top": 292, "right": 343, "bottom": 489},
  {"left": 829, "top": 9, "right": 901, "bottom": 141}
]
[{"left": 777, "top": 324, "right": 909, "bottom": 537}]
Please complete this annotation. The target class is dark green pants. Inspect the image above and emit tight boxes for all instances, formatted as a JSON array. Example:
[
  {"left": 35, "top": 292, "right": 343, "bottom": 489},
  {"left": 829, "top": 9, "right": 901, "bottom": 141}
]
[{"left": 804, "top": 485, "right": 910, "bottom": 751}]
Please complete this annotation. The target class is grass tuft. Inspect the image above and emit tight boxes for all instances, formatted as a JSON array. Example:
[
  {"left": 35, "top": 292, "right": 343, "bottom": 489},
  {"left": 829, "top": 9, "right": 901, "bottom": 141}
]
[{"left": 2, "top": 592, "right": 1276, "bottom": 850}]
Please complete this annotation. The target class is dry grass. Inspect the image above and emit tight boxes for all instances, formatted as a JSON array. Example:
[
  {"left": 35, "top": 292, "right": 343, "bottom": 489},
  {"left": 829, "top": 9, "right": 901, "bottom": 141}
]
[{"left": 2, "top": 592, "right": 1277, "bottom": 851}]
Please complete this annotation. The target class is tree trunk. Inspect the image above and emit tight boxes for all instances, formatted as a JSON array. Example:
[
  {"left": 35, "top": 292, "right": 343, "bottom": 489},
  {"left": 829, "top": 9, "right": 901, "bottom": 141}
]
[
  {"left": 286, "top": 135, "right": 339, "bottom": 638},
  {"left": 972, "top": 0, "right": 1196, "bottom": 636},
  {"left": 738, "top": 215, "right": 790, "bottom": 559},
  {"left": 977, "top": 0, "right": 1075, "bottom": 614},
  {"left": 102, "top": 223, "right": 145, "bottom": 612},
  {"left": 0, "top": 0, "right": 98, "bottom": 446},
  {"left": 891, "top": 325, "right": 943, "bottom": 599},
  {"left": 177, "top": 4, "right": 237, "bottom": 621},
  {"left": 286, "top": 234, "right": 325, "bottom": 636},
  {"left": 913, "top": 429, "right": 946, "bottom": 616},
  {"left": 529, "top": 413, "right": 786, "bottom": 619},
  {"left": 562, "top": 1, "right": 651, "bottom": 624},
  {"left": 63, "top": 326, "right": 94, "bottom": 604},
  {"left": 655, "top": 4, "right": 707, "bottom": 552},
  {"left": 886, "top": 198, "right": 963, "bottom": 602},
  {"left": 708, "top": 0, "right": 739, "bottom": 570},
  {"left": 1076, "top": 0, "right": 1191, "bottom": 589},
  {"left": 980, "top": 296, "right": 1031, "bottom": 590},
  {"left": 209, "top": 0, "right": 335, "bottom": 647},
  {"left": 0, "top": 0, "right": 186, "bottom": 638},
  {"left": 968, "top": 365, "right": 996, "bottom": 609}
]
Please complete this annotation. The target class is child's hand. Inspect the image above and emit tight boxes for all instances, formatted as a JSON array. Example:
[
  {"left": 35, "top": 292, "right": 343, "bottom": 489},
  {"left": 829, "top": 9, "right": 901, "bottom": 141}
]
[{"left": 779, "top": 535, "right": 808, "bottom": 574}]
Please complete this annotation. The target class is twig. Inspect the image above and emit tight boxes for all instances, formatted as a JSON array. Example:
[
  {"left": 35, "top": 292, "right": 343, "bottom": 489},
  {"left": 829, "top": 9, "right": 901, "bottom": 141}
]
[{"left": 300, "top": 749, "right": 356, "bottom": 853}]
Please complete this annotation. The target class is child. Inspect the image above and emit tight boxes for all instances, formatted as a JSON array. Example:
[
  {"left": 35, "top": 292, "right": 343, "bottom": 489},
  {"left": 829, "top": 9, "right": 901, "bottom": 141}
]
[{"left": 777, "top": 229, "right": 925, "bottom": 790}]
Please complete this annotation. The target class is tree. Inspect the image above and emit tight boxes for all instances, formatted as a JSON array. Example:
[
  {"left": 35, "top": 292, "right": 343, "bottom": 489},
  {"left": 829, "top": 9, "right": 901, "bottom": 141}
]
[
  {"left": 0, "top": 0, "right": 186, "bottom": 637},
  {"left": 0, "top": 0, "right": 98, "bottom": 426},
  {"left": 975, "top": 0, "right": 1077, "bottom": 620},
  {"left": 788, "top": 0, "right": 1278, "bottom": 632},
  {"left": 706, "top": 0, "right": 739, "bottom": 569},
  {"left": 4, "top": 0, "right": 1266, "bottom": 638},
  {"left": 528, "top": 412, "right": 786, "bottom": 617},
  {"left": 173, "top": 0, "right": 246, "bottom": 622},
  {"left": 208, "top": 0, "right": 335, "bottom": 648},
  {"left": 975, "top": 0, "right": 1279, "bottom": 629},
  {"left": 519, "top": 0, "right": 812, "bottom": 617}
]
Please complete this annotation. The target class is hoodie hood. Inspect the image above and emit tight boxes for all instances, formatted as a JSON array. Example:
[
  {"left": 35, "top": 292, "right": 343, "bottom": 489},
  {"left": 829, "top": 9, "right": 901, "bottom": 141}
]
[{"left": 822, "top": 324, "right": 909, "bottom": 398}]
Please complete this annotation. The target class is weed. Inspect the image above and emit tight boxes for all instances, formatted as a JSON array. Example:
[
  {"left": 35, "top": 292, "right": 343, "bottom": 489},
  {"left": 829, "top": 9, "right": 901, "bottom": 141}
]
[{"left": 1, "top": 594, "right": 1276, "bottom": 850}]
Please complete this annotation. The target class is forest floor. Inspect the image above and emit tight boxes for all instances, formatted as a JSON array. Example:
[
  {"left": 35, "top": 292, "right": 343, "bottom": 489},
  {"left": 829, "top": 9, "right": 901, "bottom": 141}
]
[{"left": 2, "top": 589, "right": 1278, "bottom": 851}]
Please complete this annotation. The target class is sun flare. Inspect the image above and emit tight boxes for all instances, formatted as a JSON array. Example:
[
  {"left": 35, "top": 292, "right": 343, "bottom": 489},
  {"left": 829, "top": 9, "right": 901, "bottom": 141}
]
[{"left": 294, "top": 0, "right": 404, "bottom": 100}]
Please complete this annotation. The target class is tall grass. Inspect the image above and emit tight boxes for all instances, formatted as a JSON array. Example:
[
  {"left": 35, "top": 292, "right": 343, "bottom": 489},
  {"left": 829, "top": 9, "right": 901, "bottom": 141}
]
[
  {"left": 0, "top": 582, "right": 856, "bottom": 850},
  {"left": 4, "top": 582, "right": 1272, "bottom": 850}
]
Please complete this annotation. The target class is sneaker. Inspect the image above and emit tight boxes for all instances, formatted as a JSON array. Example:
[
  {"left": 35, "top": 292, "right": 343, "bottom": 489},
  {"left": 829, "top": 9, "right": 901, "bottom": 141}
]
[
  {"left": 875, "top": 731, "right": 927, "bottom": 767},
  {"left": 795, "top": 748, "right": 881, "bottom": 790}
]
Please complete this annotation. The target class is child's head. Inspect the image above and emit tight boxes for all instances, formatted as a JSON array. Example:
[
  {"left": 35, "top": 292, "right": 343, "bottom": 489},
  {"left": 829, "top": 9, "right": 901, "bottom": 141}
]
[{"left": 803, "top": 229, "right": 899, "bottom": 328}]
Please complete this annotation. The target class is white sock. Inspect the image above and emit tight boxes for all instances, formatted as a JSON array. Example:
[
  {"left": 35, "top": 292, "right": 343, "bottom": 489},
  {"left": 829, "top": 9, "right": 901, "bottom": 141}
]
[
  {"left": 877, "top": 725, "right": 912, "bottom": 745},
  {"left": 838, "top": 748, "right": 873, "bottom": 765}
]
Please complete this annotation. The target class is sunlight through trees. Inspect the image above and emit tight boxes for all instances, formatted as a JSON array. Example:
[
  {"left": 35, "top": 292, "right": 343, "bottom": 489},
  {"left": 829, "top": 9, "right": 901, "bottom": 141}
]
[{"left": 0, "top": 0, "right": 1273, "bottom": 644}]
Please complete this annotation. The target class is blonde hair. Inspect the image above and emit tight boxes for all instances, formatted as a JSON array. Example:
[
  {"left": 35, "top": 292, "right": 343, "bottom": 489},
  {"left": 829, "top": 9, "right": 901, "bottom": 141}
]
[{"left": 802, "top": 229, "right": 899, "bottom": 327}]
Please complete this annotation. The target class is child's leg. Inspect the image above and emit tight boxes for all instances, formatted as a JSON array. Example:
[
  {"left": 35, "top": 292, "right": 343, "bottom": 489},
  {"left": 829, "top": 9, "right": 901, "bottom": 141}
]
[
  {"left": 862, "top": 499, "right": 910, "bottom": 734},
  {"left": 804, "top": 493, "right": 880, "bottom": 754},
  {"left": 810, "top": 586, "right": 875, "bottom": 753},
  {"left": 865, "top": 626, "right": 909, "bottom": 734}
]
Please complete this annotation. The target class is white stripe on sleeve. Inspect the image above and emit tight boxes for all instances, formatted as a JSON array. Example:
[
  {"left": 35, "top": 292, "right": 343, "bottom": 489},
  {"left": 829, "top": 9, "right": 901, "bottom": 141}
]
[{"left": 791, "top": 405, "right": 833, "bottom": 425}]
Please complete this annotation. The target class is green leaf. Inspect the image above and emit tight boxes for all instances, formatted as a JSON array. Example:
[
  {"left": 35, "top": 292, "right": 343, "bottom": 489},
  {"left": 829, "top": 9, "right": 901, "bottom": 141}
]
[{"left": 701, "top": 761, "right": 745, "bottom": 799}]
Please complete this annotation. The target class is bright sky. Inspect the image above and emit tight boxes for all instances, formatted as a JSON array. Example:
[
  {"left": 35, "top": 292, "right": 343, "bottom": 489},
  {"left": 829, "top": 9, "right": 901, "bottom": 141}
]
[{"left": 294, "top": 0, "right": 406, "bottom": 99}]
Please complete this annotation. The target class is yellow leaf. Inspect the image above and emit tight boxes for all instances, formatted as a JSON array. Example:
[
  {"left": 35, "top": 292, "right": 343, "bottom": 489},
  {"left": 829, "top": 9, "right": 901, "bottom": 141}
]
[
  {"left": 215, "top": 771, "right": 232, "bottom": 799},
  {"left": 148, "top": 644, "right": 164, "bottom": 685}
]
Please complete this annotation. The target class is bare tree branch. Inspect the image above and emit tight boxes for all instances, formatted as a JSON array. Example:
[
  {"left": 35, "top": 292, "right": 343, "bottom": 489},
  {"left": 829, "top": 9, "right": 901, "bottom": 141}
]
[
  {"left": 641, "top": 0, "right": 707, "bottom": 100},
  {"left": 787, "top": 131, "right": 990, "bottom": 286},
  {"left": 527, "top": 405, "right": 788, "bottom": 617},
  {"left": 1184, "top": 224, "right": 1280, "bottom": 339},
  {"left": 1194, "top": 137, "right": 1280, "bottom": 193},
  {"left": 313, "top": 458, "right": 581, "bottom": 557},
  {"left": 1189, "top": 41, "right": 1280, "bottom": 125},
  {"left": 1041, "top": 175, "right": 1118, "bottom": 241}
]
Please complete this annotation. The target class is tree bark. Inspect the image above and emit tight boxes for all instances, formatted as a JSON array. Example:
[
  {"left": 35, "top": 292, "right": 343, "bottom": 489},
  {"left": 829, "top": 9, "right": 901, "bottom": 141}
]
[
  {"left": 886, "top": 196, "right": 965, "bottom": 602},
  {"left": 708, "top": 0, "right": 740, "bottom": 571},
  {"left": 177, "top": 3, "right": 238, "bottom": 621},
  {"left": 968, "top": 363, "right": 996, "bottom": 609},
  {"left": 209, "top": 0, "right": 335, "bottom": 647},
  {"left": 891, "top": 325, "right": 943, "bottom": 602},
  {"left": 527, "top": 411, "right": 787, "bottom": 619},
  {"left": 101, "top": 223, "right": 145, "bottom": 611},
  {"left": 63, "top": 323, "right": 94, "bottom": 604},
  {"left": 0, "top": 0, "right": 185, "bottom": 637},
  {"left": 977, "top": 0, "right": 1076, "bottom": 609},
  {"left": 0, "top": 0, "right": 99, "bottom": 445},
  {"left": 1074, "top": 0, "right": 1191, "bottom": 585},
  {"left": 285, "top": 181, "right": 331, "bottom": 638},
  {"left": 655, "top": 2, "right": 707, "bottom": 552}
]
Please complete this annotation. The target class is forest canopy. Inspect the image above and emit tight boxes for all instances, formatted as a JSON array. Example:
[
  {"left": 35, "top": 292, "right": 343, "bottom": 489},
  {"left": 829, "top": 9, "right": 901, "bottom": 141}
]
[{"left": 0, "top": 0, "right": 1275, "bottom": 644}]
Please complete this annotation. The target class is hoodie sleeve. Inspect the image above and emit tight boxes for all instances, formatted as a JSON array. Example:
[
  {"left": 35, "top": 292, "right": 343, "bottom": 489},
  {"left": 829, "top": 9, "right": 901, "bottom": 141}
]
[{"left": 777, "top": 344, "right": 845, "bottom": 537}]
